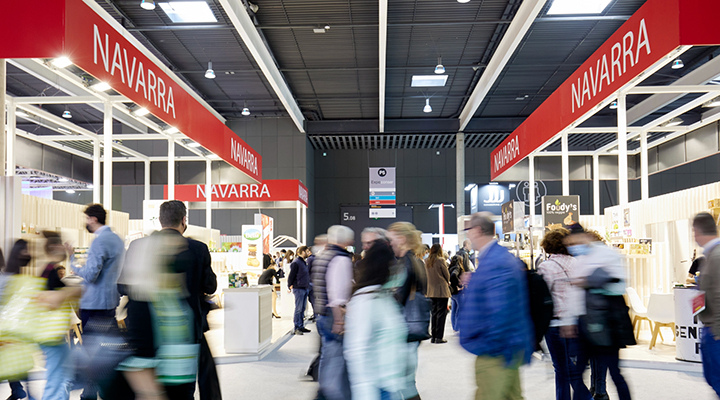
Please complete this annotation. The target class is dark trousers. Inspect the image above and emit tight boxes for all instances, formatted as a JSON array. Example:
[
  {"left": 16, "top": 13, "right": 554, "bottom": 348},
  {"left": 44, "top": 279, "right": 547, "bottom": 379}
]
[
  {"left": 430, "top": 298, "right": 448, "bottom": 340},
  {"left": 590, "top": 357, "right": 608, "bottom": 396},
  {"left": 293, "top": 288, "right": 309, "bottom": 330},
  {"left": 9, "top": 381, "right": 27, "bottom": 399},
  {"left": 80, "top": 309, "right": 117, "bottom": 400},
  {"left": 702, "top": 327, "right": 720, "bottom": 397},
  {"left": 545, "top": 327, "right": 592, "bottom": 400},
  {"left": 198, "top": 334, "right": 222, "bottom": 400}
]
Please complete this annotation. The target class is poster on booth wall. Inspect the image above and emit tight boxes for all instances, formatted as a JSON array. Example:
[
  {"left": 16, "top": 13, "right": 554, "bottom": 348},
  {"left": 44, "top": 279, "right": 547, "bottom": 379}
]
[
  {"left": 241, "top": 225, "right": 263, "bottom": 269},
  {"left": 501, "top": 201, "right": 524, "bottom": 233},
  {"left": 541, "top": 196, "right": 579, "bottom": 231},
  {"left": 254, "top": 214, "right": 274, "bottom": 254}
]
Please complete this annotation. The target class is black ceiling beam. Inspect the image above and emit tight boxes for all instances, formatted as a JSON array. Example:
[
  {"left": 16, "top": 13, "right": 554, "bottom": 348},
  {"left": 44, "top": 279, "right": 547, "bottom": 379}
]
[{"left": 126, "top": 24, "right": 235, "bottom": 32}]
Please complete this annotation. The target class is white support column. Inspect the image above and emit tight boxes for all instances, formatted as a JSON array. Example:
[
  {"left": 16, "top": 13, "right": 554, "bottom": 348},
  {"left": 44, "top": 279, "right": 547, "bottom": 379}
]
[
  {"left": 617, "top": 93, "right": 629, "bottom": 205},
  {"left": 456, "top": 131, "right": 466, "bottom": 241},
  {"left": 296, "top": 201, "right": 301, "bottom": 244},
  {"left": 205, "top": 160, "right": 212, "bottom": 230},
  {"left": 561, "top": 131, "right": 569, "bottom": 195},
  {"left": 6, "top": 97, "right": 15, "bottom": 176},
  {"left": 168, "top": 139, "right": 175, "bottom": 200},
  {"left": 593, "top": 154, "right": 600, "bottom": 216},
  {"left": 529, "top": 154, "right": 535, "bottom": 223},
  {"left": 93, "top": 139, "right": 101, "bottom": 203},
  {"left": 640, "top": 131, "right": 649, "bottom": 200},
  {"left": 144, "top": 160, "right": 151, "bottom": 202},
  {"left": 103, "top": 101, "right": 113, "bottom": 217},
  {"left": 302, "top": 204, "right": 307, "bottom": 245}
]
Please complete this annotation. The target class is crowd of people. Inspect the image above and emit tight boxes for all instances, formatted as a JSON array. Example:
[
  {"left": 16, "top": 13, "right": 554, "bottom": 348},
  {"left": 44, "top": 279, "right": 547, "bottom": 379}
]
[
  {"left": 0, "top": 201, "right": 220, "bottom": 400},
  {"left": 262, "top": 212, "right": 720, "bottom": 400},
  {"left": 1, "top": 206, "right": 719, "bottom": 400}
]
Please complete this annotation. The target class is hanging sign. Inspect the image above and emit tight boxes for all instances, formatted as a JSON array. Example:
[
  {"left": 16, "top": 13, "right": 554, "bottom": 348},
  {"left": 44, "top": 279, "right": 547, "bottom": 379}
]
[
  {"left": 369, "top": 167, "right": 396, "bottom": 218},
  {"left": 254, "top": 214, "right": 274, "bottom": 254},
  {"left": 165, "top": 180, "right": 308, "bottom": 207},
  {"left": 489, "top": 0, "right": 720, "bottom": 180},
  {"left": 541, "top": 196, "right": 580, "bottom": 231},
  {"left": 501, "top": 201, "right": 525, "bottom": 233},
  {"left": 241, "top": 225, "right": 263, "bottom": 269}
]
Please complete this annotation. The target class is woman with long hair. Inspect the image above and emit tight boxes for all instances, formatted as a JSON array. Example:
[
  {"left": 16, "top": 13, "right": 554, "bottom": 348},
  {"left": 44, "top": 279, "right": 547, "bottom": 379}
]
[
  {"left": 283, "top": 250, "right": 295, "bottom": 277},
  {"left": 448, "top": 255, "right": 464, "bottom": 334},
  {"left": 259, "top": 257, "right": 281, "bottom": 318},
  {"left": 425, "top": 244, "right": 451, "bottom": 344},
  {"left": 344, "top": 238, "right": 407, "bottom": 400},
  {"left": 387, "top": 222, "right": 427, "bottom": 400}
]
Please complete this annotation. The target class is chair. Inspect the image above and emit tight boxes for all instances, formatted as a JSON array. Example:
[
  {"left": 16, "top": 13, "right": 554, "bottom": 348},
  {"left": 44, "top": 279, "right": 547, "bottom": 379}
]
[
  {"left": 646, "top": 293, "right": 675, "bottom": 349},
  {"left": 626, "top": 287, "right": 651, "bottom": 339},
  {"left": 69, "top": 308, "right": 82, "bottom": 346},
  {"left": 116, "top": 295, "right": 129, "bottom": 330}
]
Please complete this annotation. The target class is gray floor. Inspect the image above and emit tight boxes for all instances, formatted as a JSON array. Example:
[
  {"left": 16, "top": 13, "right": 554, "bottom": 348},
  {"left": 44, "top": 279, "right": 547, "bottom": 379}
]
[{"left": 2, "top": 320, "right": 716, "bottom": 399}]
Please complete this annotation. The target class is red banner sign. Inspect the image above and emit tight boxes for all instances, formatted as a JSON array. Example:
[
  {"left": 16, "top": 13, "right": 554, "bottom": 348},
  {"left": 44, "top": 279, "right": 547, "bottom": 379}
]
[
  {"left": 490, "top": 0, "right": 720, "bottom": 180},
  {"left": 165, "top": 180, "right": 309, "bottom": 207},
  {"left": 0, "top": 0, "right": 262, "bottom": 182}
]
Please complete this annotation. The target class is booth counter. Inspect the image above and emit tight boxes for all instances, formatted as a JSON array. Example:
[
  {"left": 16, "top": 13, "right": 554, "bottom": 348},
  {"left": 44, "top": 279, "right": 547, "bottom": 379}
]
[
  {"left": 674, "top": 287, "right": 704, "bottom": 363},
  {"left": 223, "top": 286, "right": 273, "bottom": 354}
]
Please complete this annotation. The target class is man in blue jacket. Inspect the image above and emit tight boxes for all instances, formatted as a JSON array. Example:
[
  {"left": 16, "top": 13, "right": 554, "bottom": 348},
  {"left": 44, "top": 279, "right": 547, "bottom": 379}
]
[
  {"left": 459, "top": 213, "right": 534, "bottom": 400},
  {"left": 66, "top": 204, "right": 125, "bottom": 400},
  {"left": 288, "top": 245, "right": 311, "bottom": 335}
]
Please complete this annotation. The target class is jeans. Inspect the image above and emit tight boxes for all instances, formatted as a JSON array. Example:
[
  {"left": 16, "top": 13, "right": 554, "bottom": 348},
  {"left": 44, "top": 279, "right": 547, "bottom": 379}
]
[
  {"left": 430, "top": 298, "right": 448, "bottom": 340},
  {"left": 79, "top": 309, "right": 116, "bottom": 400},
  {"left": 544, "top": 327, "right": 591, "bottom": 400},
  {"left": 41, "top": 343, "right": 73, "bottom": 400},
  {"left": 590, "top": 357, "right": 608, "bottom": 397},
  {"left": 317, "top": 314, "right": 351, "bottom": 400},
  {"left": 400, "top": 342, "right": 420, "bottom": 399},
  {"left": 702, "top": 327, "right": 720, "bottom": 397},
  {"left": 450, "top": 293, "right": 461, "bottom": 332},
  {"left": 293, "top": 288, "right": 309, "bottom": 330},
  {"left": 593, "top": 352, "right": 631, "bottom": 400}
]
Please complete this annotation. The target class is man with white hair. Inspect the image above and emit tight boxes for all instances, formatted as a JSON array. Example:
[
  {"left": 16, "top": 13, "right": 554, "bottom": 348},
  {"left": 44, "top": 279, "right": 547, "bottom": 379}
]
[
  {"left": 361, "top": 227, "right": 389, "bottom": 251},
  {"left": 312, "top": 225, "right": 355, "bottom": 400}
]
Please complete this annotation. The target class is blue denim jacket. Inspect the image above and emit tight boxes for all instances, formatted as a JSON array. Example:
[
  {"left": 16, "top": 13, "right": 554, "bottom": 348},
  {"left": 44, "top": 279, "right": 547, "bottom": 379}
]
[{"left": 72, "top": 226, "right": 125, "bottom": 310}]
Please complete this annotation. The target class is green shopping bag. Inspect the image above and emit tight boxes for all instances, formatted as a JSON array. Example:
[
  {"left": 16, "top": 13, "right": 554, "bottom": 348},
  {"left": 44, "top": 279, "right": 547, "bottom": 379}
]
[{"left": 0, "top": 341, "right": 39, "bottom": 381}]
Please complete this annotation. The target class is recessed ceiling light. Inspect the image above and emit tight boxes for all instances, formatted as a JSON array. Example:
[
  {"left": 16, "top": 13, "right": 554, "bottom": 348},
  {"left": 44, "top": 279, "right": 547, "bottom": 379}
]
[
  {"left": 159, "top": 2, "right": 218, "bottom": 23},
  {"left": 141, "top": 0, "right": 156, "bottom": 10},
  {"left": 188, "top": 142, "right": 201, "bottom": 148},
  {"left": 51, "top": 57, "right": 72, "bottom": 68},
  {"left": 91, "top": 82, "right": 112, "bottom": 92},
  {"left": 664, "top": 117, "right": 683, "bottom": 127},
  {"left": 457, "top": 0, "right": 471, "bottom": 3},
  {"left": 134, "top": 107, "right": 150, "bottom": 116},
  {"left": 411, "top": 75, "right": 448, "bottom": 87},
  {"left": 547, "top": 0, "right": 612, "bottom": 15},
  {"left": 65, "top": 189, "right": 76, "bottom": 194},
  {"left": 58, "top": 178, "right": 68, "bottom": 182},
  {"left": 609, "top": 100, "right": 618, "bottom": 109},
  {"left": 62, "top": 110, "right": 72, "bottom": 119},
  {"left": 313, "top": 28, "right": 326, "bottom": 34}
]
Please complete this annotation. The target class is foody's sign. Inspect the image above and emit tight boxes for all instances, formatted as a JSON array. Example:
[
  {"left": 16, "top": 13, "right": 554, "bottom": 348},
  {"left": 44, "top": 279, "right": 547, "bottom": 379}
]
[{"left": 542, "top": 196, "right": 580, "bottom": 231}]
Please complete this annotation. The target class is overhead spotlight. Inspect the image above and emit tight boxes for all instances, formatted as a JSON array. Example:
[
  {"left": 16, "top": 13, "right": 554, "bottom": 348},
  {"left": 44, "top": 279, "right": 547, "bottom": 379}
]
[
  {"left": 672, "top": 59, "right": 684, "bottom": 69},
  {"left": 435, "top": 57, "right": 445, "bottom": 74},
  {"left": 140, "top": 0, "right": 155, "bottom": 10},
  {"left": 133, "top": 107, "right": 150, "bottom": 116},
  {"left": 242, "top": 107, "right": 251, "bottom": 116},
  {"left": 205, "top": 61, "right": 216, "bottom": 79},
  {"left": 51, "top": 57, "right": 72, "bottom": 68},
  {"left": 62, "top": 110, "right": 72, "bottom": 119},
  {"left": 664, "top": 117, "right": 683, "bottom": 127},
  {"left": 324, "top": 24, "right": 331, "bottom": 30},
  {"left": 248, "top": 2, "right": 259, "bottom": 13},
  {"left": 91, "top": 81, "right": 112, "bottom": 92},
  {"left": 188, "top": 142, "right": 202, "bottom": 148},
  {"left": 423, "top": 98, "right": 432, "bottom": 113},
  {"left": 609, "top": 100, "right": 618, "bottom": 109},
  {"left": 457, "top": 0, "right": 471, "bottom": 2}
]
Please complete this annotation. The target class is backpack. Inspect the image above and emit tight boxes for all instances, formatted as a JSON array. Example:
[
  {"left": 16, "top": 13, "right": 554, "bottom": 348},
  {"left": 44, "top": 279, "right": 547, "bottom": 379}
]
[{"left": 526, "top": 268, "right": 554, "bottom": 351}]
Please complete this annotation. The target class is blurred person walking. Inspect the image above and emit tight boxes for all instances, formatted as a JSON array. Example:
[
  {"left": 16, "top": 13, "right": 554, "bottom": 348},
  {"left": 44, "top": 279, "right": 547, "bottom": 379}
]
[
  {"left": 288, "top": 246, "right": 312, "bottom": 335},
  {"left": 459, "top": 213, "right": 534, "bottom": 400},
  {"left": 448, "top": 256, "right": 465, "bottom": 334},
  {"left": 457, "top": 239, "right": 475, "bottom": 272},
  {"left": 312, "top": 226, "right": 355, "bottom": 400},
  {"left": 564, "top": 224, "right": 635, "bottom": 400},
  {"left": 536, "top": 229, "right": 590, "bottom": 400},
  {"left": 1, "top": 240, "right": 34, "bottom": 400},
  {"left": 361, "top": 228, "right": 388, "bottom": 252},
  {"left": 305, "top": 235, "right": 328, "bottom": 382},
  {"left": 387, "top": 222, "right": 428, "bottom": 400},
  {"left": 425, "top": 244, "right": 451, "bottom": 344},
  {"left": 692, "top": 212, "right": 720, "bottom": 397},
  {"left": 344, "top": 237, "right": 408, "bottom": 400}
]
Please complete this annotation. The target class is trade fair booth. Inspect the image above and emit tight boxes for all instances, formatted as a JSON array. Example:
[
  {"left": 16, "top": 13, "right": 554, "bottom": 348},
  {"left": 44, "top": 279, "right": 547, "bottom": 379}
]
[{"left": 488, "top": 0, "right": 720, "bottom": 366}]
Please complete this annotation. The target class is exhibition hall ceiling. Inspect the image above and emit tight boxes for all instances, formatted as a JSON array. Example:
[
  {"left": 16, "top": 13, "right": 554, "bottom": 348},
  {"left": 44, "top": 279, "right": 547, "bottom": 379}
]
[{"left": 6, "top": 0, "right": 720, "bottom": 150}]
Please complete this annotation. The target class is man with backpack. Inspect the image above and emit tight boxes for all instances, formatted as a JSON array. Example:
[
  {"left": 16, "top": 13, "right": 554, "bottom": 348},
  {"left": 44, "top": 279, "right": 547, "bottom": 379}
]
[{"left": 459, "top": 213, "right": 534, "bottom": 400}]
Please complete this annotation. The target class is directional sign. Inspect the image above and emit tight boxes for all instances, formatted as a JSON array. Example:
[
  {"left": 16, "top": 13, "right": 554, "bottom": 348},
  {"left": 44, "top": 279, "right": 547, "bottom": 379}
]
[{"left": 369, "top": 167, "right": 396, "bottom": 218}]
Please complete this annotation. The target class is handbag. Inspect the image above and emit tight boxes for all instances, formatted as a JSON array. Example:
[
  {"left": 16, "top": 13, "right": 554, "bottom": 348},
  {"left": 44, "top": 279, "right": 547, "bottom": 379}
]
[{"left": 403, "top": 257, "right": 431, "bottom": 342}]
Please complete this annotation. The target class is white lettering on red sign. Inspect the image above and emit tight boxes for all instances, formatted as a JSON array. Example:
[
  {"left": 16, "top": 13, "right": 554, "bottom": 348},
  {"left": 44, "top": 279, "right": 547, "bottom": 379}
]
[
  {"left": 299, "top": 185, "right": 308, "bottom": 204},
  {"left": 571, "top": 18, "right": 651, "bottom": 114},
  {"left": 230, "top": 137, "right": 259, "bottom": 176},
  {"left": 493, "top": 136, "right": 520, "bottom": 173},
  {"left": 93, "top": 25, "right": 176, "bottom": 118},
  {"left": 196, "top": 184, "right": 270, "bottom": 200}
]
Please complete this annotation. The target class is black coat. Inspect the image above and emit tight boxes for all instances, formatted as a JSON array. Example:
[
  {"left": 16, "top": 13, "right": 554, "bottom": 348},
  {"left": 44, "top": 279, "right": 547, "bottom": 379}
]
[{"left": 287, "top": 257, "right": 310, "bottom": 289}]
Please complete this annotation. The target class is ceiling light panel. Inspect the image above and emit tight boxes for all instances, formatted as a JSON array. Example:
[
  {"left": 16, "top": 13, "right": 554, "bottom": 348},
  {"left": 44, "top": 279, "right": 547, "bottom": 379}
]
[
  {"left": 547, "top": 0, "right": 612, "bottom": 15},
  {"left": 411, "top": 75, "right": 448, "bottom": 87},
  {"left": 159, "top": 2, "right": 217, "bottom": 23}
]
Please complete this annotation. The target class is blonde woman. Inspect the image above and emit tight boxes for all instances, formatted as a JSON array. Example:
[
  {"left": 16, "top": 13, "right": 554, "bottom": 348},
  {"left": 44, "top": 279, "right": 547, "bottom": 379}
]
[{"left": 387, "top": 222, "right": 427, "bottom": 400}]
